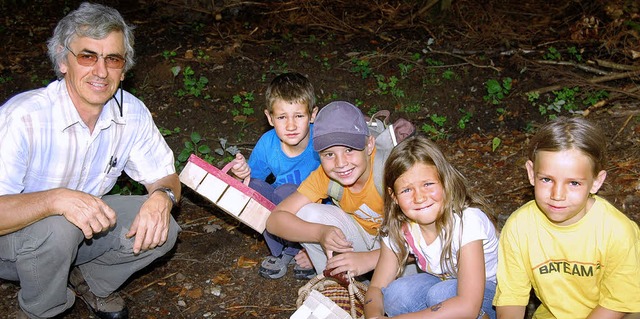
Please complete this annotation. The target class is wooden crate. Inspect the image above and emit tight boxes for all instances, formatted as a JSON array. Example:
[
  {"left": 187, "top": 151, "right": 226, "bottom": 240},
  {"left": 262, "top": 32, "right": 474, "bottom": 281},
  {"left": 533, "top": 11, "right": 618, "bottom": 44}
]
[{"left": 179, "top": 154, "right": 275, "bottom": 233}]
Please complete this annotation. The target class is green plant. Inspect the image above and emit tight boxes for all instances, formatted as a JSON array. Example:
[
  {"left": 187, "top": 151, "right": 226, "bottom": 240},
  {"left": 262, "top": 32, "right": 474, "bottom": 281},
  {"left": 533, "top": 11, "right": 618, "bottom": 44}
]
[
  {"left": 0, "top": 75, "right": 13, "bottom": 84},
  {"left": 543, "top": 46, "right": 561, "bottom": 60},
  {"left": 532, "top": 87, "right": 586, "bottom": 119},
  {"left": 551, "top": 87, "right": 579, "bottom": 112},
  {"left": 524, "top": 121, "right": 535, "bottom": 133},
  {"left": 231, "top": 92, "right": 255, "bottom": 118},
  {"left": 398, "top": 63, "right": 414, "bottom": 78},
  {"left": 350, "top": 58, "right": 372, "bottom": 79},
  {"left": 458, "top": 109, "right": 473, "bottom": 129},
  {"left": 191, "top": 22, "right": 205, "bottom": 32},
  {"left": 176, "top": 66, "right": 209, "bottom": 98},
  {"left": 196, "top": 49, "right": 209, "bottom": 60},
  {"left": 374, "top": 75, "right": 405, "bottom": 98},
  {"left": 30, "top": 75, "right": 50, "bottom": 86},
  {"left": 483, "top": 77, "right": 512, "bottom": 105},
  {"left": 316, "top": 56, "right": 331, "bottom": 69},
  {"left": 421, "top": 114, "right": 448, "bottom": 140},
  {"left": 161, "top": 50, "right": 177, "bottom": 61},
  {"left": 526, "top": 91, "right": 540, "bottom": 103},
  {"left": 176, "top": 132, "right": 214, "bottom": 170},
  {"left": 422, "top": 69, "right": 442, "bottom": 86},
  {"left": 442, "top": 69, "right": 456, "bottom": 80},
  {"left": 159, "top": 126, "right": 181, "bottom": 136},
  {"left": 401, "top": 103, "right": 421, "bottom": 114},
  {"left": 367, "top": 106, "right": 379, "bottom": 116},
  {"left": 425, "top": 58, "right": 444, "bottom": 66},
  {"left": 214, "top": 138, "right": 239, "bottom": 164},
  {"left": 567, "top": 46, "right": 583, "bottom": 62},
  {"left": 582, "top": 89, "right": 609, "bottom": 106},
  {"left": 108, "top": 176, "right": 145, "bottom": 195}
]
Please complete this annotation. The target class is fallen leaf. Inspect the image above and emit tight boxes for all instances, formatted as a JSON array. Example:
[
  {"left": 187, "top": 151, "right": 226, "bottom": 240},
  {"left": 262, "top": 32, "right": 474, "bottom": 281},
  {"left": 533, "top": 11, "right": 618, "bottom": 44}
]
[
  {"left": 236, "top": 256, "right": 258, "bottom": 268},
  {"left": 212, "top": 273, "right": 232, "bottom": 285},
  {"left": 203, "top": 224, "right": 222, "bottom": 233},
  {"left": 186, "top": 288, "right": 203, "bottom": 299}
]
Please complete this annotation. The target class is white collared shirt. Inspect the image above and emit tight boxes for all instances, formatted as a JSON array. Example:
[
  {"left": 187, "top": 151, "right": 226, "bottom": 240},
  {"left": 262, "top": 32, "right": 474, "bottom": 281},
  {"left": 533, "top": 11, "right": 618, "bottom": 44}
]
[{"left": 0, "top": 80, "right": 175, "bottom": 197}]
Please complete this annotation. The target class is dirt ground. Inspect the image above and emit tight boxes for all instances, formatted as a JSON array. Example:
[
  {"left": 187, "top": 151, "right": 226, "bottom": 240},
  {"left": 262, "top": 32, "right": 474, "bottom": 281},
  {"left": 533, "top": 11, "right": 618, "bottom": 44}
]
[{"left": 1, "top": 0, "right": 639, "bottom": 318}]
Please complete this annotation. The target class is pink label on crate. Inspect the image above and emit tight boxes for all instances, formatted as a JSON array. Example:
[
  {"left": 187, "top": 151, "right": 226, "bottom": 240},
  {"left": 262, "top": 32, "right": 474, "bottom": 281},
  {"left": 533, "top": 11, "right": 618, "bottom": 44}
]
[{"left": 187, "top": 154, "right": 276, "bottom": 210}]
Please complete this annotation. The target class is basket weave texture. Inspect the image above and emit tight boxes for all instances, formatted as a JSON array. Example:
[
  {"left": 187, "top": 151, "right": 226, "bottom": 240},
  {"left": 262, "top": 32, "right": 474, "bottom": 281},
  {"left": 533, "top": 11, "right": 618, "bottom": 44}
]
[{"left": 295, "top": 273, "right": 368, "bottom": 319}]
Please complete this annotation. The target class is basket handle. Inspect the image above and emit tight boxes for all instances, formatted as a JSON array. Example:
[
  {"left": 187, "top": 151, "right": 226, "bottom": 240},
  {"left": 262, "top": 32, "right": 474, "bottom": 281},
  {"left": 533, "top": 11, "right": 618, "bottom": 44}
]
[{"left": 221, "top": 160, "right": 250, "bottom": 186}]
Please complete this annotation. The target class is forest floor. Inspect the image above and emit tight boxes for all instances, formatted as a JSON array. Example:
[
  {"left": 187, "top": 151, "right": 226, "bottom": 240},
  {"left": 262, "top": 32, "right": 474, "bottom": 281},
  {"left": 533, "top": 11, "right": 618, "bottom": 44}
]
[{"left": 0, "top": 0, "right": 639, "bottom": 318}]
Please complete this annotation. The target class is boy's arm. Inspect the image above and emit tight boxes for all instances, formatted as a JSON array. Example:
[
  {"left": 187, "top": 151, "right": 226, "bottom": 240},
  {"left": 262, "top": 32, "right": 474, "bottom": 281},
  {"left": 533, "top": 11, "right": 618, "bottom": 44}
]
[
  {"left": 266, "top": 191, "right": 352, "bottom": 250},
  {"left": 496, "top": 306, "right": 526, "bottom": 319},
  {"left": 265, "top": 191, "right": 317, "bottom": 242},
  {"left": 586, "top": 306, "right": 630, "bottom": 319}
]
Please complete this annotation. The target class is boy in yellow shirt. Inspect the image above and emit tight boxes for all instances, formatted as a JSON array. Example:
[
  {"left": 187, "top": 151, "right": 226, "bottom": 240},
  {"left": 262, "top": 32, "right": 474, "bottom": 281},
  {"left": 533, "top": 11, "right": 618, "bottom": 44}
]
[{"left": 493, "top": 117, "right": 640, "bottom": 318}]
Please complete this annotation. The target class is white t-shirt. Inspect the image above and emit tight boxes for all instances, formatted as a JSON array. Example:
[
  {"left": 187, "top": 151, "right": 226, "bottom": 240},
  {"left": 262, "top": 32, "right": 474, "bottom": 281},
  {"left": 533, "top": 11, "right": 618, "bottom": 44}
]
[{"left": 382, "top": 207, "right": 498, "bottom": 282}]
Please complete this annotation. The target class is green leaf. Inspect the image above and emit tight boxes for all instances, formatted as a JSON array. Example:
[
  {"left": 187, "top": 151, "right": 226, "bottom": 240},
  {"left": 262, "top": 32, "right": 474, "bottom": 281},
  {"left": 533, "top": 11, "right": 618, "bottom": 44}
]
[
  {"left": 198, "top": 145, "right": 212, "bottom": 154},
  {"left": 492, "top": 137, "right": 501, "bottom": 151},
  {"left": 178, "top": 149, "right": 191, "bottom": 162},
  {"left": 190, "top": 132, "right": 202, "bottom": 144}
]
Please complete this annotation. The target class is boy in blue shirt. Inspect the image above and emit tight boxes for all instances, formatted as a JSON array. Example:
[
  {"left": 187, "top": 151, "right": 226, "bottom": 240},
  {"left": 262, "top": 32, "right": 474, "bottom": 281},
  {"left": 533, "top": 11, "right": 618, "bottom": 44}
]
[{"left": 231, "top": 72, "right": 319, "bottom": 279}]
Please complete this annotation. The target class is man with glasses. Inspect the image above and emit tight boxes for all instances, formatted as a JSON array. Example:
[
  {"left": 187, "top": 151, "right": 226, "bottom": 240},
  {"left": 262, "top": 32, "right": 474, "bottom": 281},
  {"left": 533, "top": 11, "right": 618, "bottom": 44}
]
[{"left": 0, "top": 3, "right": 180, "bottom": 319}]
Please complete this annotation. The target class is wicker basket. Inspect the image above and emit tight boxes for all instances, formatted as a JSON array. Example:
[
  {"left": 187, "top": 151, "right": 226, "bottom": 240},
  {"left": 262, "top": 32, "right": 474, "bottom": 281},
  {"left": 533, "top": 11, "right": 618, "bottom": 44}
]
[{"left": 294, "top": 272, "right": 368, "bottom": 319}]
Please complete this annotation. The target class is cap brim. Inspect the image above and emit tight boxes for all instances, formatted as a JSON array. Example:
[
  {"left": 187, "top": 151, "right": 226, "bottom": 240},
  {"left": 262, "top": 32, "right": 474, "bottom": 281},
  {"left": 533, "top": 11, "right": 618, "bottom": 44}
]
[{"left": 313, "top": 132, "right": 366, "bottom": 151}]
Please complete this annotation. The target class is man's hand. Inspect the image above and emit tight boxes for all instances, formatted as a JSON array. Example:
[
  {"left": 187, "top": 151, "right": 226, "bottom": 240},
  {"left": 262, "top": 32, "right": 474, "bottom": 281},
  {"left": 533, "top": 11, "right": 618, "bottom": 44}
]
[
  {"left": 57, "top": 189, "right": 117, "bottom": 239},
  {"left": 125, "top": 190, "right": 172, "bottom": 254},
  {"left": 230, "top": 153, "right": 251, "bottom": 180}
]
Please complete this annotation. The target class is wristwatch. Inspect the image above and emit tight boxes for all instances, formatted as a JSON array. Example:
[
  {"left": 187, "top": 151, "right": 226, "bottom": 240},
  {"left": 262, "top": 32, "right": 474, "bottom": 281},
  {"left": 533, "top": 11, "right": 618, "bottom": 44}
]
[{"left": 153, "top": 187, "right": 177, "bottom": 206}]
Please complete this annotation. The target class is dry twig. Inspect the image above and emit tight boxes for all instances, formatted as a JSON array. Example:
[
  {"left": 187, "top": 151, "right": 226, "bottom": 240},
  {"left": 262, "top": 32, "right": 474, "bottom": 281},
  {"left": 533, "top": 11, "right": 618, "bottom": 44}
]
[
  {"left": 535, "top": 60, "right": 610, "bottom": 76},
  {"left": 127, "top": 272, "right": 179, "bottom": 295},
  {"left": 527, "top": 69, "right": 640, "bottom": 95}
]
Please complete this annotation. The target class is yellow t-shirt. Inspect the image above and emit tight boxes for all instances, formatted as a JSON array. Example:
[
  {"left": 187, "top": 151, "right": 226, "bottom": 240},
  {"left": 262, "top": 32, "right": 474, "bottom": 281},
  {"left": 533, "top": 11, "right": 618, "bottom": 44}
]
[
  {"left": 297, "top": 149, "right": 383, "bottom": 235},
  {"left": 493, "top": 195, "right": 640, "bottom": 318}
]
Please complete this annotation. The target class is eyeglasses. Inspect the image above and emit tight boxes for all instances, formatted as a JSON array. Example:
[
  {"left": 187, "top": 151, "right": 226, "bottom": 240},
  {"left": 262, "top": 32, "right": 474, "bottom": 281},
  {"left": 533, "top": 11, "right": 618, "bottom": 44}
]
[{"left": 65, "top": 46, "right": 126, "bottom": 69}]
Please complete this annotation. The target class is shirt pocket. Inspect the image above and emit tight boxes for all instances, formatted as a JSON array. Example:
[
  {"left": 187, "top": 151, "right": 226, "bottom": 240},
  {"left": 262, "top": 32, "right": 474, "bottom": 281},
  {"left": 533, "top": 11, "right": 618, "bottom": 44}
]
[{"left": 98, "top": 170, "right": 122, "bottom": 196}]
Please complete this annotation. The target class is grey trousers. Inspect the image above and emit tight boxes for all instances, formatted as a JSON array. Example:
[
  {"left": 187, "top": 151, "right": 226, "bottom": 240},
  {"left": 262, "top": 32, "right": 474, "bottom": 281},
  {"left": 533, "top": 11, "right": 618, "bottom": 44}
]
[
  {"left": 0, "top": 195, "right": 181, "bottom": 318},
  {"left": 297, "top": 203, "right": 417, "bottom": 276}
]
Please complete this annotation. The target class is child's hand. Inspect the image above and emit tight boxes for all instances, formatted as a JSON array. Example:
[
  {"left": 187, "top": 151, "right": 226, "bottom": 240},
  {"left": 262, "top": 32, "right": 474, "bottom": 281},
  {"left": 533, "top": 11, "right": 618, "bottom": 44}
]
[
  {"left": 325, "top": 251, "right": 369, "bottom": 277},
  {"left": 319, "top": 226, "right": 353, "bottom": 257},
  {"left": 230, "top": 153, "right": 251, "bottom": 180}
]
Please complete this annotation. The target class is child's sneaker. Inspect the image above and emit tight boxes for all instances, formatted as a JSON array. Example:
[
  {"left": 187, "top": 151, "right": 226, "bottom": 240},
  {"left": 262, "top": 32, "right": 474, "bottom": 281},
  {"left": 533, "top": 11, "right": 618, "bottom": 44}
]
[
  {"left": 258, "top": 254, "right": 294, "bottom": 279},
  {"left": 293, "top": 264, "right": 316, "bottom": 280}
]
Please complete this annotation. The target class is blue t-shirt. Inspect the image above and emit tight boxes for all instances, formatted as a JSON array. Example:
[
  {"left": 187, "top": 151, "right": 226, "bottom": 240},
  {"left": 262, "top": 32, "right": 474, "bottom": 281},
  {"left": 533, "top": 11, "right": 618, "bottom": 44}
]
[{"left": 247, "top": 125, "right": 320, "bottom": 188}]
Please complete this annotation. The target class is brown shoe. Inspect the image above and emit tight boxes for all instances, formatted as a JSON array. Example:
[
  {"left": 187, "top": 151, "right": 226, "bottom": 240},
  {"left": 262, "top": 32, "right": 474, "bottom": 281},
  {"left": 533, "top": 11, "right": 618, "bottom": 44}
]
[
  {"left": 15, "top": 309, "right": 29, "bottom": 319},
  {"left": 68, "top": 268, "right": 129, "bottom": 319}
]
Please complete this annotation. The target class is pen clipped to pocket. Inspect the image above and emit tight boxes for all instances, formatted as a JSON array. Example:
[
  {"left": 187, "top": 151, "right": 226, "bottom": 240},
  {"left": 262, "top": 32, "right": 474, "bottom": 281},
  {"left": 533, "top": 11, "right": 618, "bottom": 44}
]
[{"left": 104, "top": 155, "right": 118, "bottom": 174}]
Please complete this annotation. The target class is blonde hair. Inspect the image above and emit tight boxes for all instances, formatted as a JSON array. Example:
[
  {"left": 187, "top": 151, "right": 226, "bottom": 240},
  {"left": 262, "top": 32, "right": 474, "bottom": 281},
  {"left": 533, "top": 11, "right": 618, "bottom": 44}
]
[
  {"left": 381, "top": 135, "right": 495, "bottom": 277},
  {"left": 265, "top": 72, "right": 315, "bottom": 113}
]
